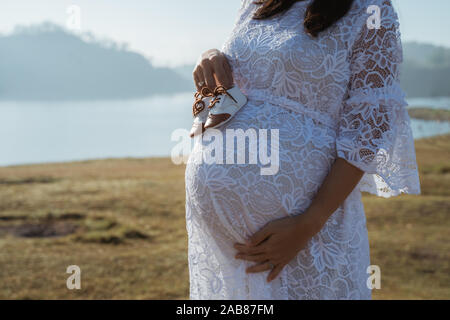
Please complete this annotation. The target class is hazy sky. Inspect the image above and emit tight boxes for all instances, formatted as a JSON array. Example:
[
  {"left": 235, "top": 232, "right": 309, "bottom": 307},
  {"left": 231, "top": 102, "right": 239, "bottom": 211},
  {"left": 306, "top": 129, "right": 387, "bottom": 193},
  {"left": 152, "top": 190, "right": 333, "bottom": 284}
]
[{"left": 1, "top": 0, "right": 449, "bottom": 67}]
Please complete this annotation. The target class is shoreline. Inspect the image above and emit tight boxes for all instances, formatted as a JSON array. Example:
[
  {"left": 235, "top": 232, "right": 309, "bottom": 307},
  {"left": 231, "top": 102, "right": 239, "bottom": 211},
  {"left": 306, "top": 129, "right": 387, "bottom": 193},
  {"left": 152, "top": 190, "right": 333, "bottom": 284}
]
[{"left": 1, "top": 133, "right": 449, "bottom": 170}]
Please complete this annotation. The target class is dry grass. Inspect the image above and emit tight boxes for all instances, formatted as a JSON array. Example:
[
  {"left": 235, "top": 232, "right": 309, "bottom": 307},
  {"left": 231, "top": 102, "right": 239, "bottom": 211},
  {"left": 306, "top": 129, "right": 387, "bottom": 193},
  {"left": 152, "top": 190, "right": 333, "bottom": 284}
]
[
  {"left": 0, "top": 136, "right": 449, "bottom": 300},
  {"left": 408, "top": 108, "right": 450, "bottom": 122}
]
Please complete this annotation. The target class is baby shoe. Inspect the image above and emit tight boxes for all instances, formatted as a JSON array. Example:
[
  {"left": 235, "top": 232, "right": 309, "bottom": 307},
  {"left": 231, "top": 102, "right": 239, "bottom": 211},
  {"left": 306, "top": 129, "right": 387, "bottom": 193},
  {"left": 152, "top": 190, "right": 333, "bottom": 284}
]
[
  {"left": 204, "top": 85, "right": 247, "bottom": 130},
  {"left": 190, "top": 87, "right": 214, "bottom": 138}
]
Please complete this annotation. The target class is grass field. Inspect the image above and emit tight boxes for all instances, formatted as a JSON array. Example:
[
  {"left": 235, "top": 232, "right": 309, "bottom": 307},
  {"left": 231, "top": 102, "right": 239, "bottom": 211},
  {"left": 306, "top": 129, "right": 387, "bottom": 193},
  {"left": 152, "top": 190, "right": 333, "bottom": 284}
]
[
  {"left": 0, "top": 135, "right": 449, "bottom": 300},
  {"left": 408, "top": 108, "right": 450, "bottom": 122}
]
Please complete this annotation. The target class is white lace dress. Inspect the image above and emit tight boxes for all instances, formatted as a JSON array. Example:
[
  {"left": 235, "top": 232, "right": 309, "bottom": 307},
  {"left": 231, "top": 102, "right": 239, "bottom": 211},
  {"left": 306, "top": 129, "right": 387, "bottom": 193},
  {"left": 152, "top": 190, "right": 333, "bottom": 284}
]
[{"left": 185, "top": 0, "right": 420, "bottom": 300}]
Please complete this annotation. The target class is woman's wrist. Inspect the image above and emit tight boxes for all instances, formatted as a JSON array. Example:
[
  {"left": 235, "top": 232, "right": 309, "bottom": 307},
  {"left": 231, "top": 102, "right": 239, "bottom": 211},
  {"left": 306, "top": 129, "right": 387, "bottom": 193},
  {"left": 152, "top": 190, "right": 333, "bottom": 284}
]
[{"left": 294, "top": 203, "right": 329, "bottom": 237}]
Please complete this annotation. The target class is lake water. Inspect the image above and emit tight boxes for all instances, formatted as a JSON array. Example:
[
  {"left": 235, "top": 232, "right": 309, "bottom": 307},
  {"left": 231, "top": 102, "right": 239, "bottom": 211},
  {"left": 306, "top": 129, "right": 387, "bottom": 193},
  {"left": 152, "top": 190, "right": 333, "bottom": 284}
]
[
  {"left": 1, "top": 93, "right": 449, "bottom": 167},
  {"left": 408, "top": 97, "right": 450, "bottom": 110}
]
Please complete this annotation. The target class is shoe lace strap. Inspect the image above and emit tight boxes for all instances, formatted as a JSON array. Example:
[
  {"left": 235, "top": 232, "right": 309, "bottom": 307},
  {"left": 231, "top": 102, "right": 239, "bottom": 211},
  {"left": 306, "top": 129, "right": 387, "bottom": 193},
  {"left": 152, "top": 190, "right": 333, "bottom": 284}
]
[
  {"left": 209, "top": 85, "right": 237, "bottom": 109},
  {"left": 192, "top": 92, "right": 206, "bottom": 117}
]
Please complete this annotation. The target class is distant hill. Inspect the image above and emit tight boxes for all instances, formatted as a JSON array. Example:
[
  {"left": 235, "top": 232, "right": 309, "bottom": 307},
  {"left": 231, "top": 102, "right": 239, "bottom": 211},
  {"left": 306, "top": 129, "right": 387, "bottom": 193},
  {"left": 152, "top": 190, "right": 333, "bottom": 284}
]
[
  {"left": 403, "top": 42, "right": 450, "bottom": 68},
  {"left": 0, "top": 23, "right": 191, "bottom": 101},
  {"left": 401, "top": 42, "right": 450, "bottom": 97},
  {"left": 173, "top": 65, "right": 195, "bottom": 82},
  {"left": 0, "top": 24, "right": 448, "bottom": 101}
]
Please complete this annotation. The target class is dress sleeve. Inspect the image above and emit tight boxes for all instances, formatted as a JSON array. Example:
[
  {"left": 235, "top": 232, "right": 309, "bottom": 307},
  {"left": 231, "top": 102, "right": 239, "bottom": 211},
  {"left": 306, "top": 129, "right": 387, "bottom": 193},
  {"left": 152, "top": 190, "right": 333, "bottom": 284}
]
[{"left": 336, "top": 0, "right": 421, "bottom": 198}]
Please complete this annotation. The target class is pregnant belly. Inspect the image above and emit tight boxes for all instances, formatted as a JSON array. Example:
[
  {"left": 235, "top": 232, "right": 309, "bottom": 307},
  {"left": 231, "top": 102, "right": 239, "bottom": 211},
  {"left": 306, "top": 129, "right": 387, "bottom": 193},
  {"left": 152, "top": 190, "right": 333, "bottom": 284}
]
[{"left": 185, "top": 102, "right": 338, "bottom": 241}]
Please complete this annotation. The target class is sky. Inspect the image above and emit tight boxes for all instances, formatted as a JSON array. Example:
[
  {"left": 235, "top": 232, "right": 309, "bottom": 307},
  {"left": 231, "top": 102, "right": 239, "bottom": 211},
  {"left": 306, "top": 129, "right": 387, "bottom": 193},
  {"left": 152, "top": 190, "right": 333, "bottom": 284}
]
[{"left": 1, "top": 0, "right": 449, "bottom": 67}]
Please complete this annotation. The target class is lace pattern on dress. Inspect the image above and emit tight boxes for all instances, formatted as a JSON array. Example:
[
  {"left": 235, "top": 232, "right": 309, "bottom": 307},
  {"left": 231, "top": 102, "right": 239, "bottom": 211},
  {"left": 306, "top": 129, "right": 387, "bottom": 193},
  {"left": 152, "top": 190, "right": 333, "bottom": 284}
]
[{"left": 336, "top": 0, "right": 421, "bottom": 197}]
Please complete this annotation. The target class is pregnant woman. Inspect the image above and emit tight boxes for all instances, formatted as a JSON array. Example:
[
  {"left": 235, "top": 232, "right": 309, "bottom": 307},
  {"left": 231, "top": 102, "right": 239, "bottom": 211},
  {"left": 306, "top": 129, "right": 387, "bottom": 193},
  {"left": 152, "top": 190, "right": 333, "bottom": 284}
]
[{"left": 185, "top": 0, "right": 421, "bottom": 299}]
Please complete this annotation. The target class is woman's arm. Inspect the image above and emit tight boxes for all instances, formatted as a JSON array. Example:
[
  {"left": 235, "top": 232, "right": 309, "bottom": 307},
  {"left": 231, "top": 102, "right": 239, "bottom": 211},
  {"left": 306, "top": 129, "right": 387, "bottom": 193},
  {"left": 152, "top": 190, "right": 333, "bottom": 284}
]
[
  {"left": 299, "top": 157, "right": 365, "bottom": 230},
  {"left": 234, "top": 158, "right": 364, "bottom": 282}
]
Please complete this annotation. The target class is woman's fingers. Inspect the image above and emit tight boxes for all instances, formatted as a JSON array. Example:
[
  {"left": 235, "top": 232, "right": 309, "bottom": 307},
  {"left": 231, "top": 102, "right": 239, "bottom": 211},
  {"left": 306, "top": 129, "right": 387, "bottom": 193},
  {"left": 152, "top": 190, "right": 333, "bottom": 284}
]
[
  {"left": 246, "top": 224, "right": 273, "bottom": 247},
  {"left": 211, "top": 56, "right": 233, "bottom": 89},
  {"left": 234, "top": 243, "right": 267, "bottom": 255},
  {"left": 193, "top": 49, "right": 233, "bottom": 91},
  {"left": 192, "top": 68, "right": 202, "bottom": 92},
  {"left": 244, "top": 260, "right": 285, "bottom": 282},
  {"left": 193, "top": 65, "right": 207, "bottom": 91},
  {"left": 246, "top": 261, "right": 273, "bottom": 274},
  {"left": 200, "top": 59, "right": 217, "bottom": 91},
  {"left": 267, "top": 263, "right": 284, "bottom": 282},
  {"left": 235, "top": 253, "right": 267, "bottom": 263}
]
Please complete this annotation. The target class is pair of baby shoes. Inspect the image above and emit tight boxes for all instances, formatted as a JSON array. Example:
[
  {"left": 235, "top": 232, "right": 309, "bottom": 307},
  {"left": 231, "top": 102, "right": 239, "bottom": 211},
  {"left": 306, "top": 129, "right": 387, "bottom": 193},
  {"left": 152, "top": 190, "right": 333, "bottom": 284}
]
[{"left": 190, "top": 85, "right": 247, "bottom": 138}]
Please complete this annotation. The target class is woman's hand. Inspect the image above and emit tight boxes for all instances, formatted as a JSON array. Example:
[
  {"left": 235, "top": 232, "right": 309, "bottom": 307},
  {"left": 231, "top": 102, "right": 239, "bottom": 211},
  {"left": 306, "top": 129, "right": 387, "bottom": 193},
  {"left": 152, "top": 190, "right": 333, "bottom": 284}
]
[
  {"left": 234, "top": 212, "right": 324, "bottom": 283},
  {"left": 193, "top": 49, "right": 234, "bottom": 91},
  {"left": 234, "top": 158, "right": 365, "bottom": 283}
]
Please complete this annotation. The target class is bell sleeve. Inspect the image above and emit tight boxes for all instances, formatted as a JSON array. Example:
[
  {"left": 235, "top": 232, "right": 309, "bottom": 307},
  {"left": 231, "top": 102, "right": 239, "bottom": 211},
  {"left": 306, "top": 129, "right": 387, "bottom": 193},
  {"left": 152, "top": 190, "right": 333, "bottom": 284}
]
[{"left": 336, "top": 0, "right": 421, "bottom": 198}]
